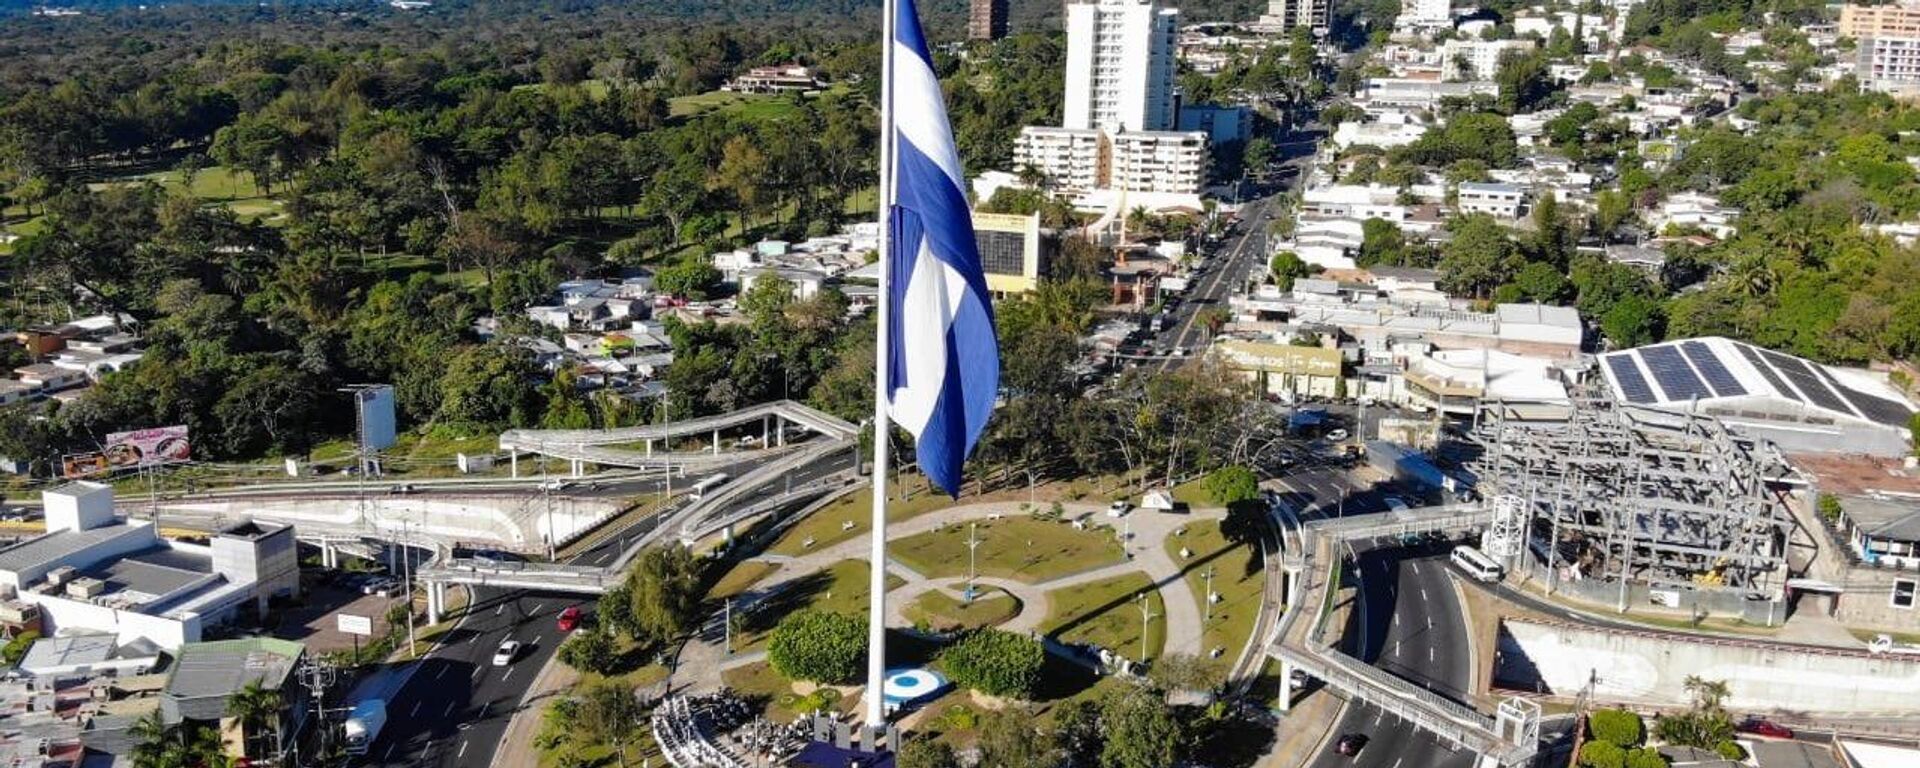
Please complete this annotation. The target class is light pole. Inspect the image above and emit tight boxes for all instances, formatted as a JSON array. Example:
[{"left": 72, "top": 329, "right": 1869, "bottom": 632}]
[
  {"left": 965, "top": 522, "right": 983, "bottom": 603},
  {"left": 400, "top": 520, "right": 417, "bottom": 658},
  {"left": 1137, "top": 592, "right": 1157, "bottom": 665},
  {"left": 724, "top": 598, "right": 734, "bottom": 654},
  {"left": 1203, "top": 566, "right": 1217, "bottom": 622}
]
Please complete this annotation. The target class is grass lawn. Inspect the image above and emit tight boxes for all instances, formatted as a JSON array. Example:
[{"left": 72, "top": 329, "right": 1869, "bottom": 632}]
[
  {"left": 902, "top": 587, "right": 1023, "bottom": 632},
  {"left": 731, "top": 560, "right": 904, "bottom": 654},
  {"left": 1851, "top": 628, "right": 1920, "bottom": 646},
  {"left": 1163, "top": 519, "right": 1265, "bottom": 664},
  {"left": 709, "top": 560, "right": 781, "bottom": 601},
  {"left": 1041, "top": 571, "right": 1165, "bottom": 662},
  {"left": 669, "top": 89, "right": 815, "bottom": 120},
  {"left": 721, "top": 660, "right": 861, "bottom": 721},
  {"left": 1170, "top": 477, "right": 1215, "bottom": 507},
  {"left": 766, "top": 472, "right": 1141, "bottom": 559},
  {"left": 891, "top": 516, "right": 1125, "bottom": 584}
]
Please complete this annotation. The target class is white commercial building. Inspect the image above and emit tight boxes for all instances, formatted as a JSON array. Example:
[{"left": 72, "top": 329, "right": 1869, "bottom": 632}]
[
  {"left": 1300, "top": 184, "right": 1410, "bottom": 222},
  {"left": 1362, "top": 79, "right": 1498, "bottom": 112},
  {"left": 1456, "top": 181, "right": 1527, "bottom": 218},
  {"left": 1014, "top": 126, "right": 1104, "bottom": 193},
  {"left": 0, "top": 483, "right": 299, "bottom": 650},
  {"left": 1857, "top": 36, "right": 1920, "bottom": 99},
  {"left": 1065, "top": 0, "right": 1180, "bottom": 133},
  {"left": 1441, "top": 38, "right": 1539, "bottom": 80}
]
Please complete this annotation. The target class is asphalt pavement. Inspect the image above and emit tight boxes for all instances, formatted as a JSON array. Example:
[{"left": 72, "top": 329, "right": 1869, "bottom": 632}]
[{"left": 351, "top": 447, "right": 857, "bottom": 767}]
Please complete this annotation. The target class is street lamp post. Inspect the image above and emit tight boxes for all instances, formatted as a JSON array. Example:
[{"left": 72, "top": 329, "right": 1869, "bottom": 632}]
[
  {"left": 1203, "top": 566, "right": 1217, "bottom": 622},
  {"left": 1137, "top": 592, "right": 1157, "bottom": 665},
  {"left": 965, "top": 522, "right": 983, "bottom": 604}
]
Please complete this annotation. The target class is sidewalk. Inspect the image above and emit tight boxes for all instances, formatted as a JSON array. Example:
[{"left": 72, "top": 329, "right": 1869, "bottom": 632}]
[
  {"left": 1261, "top": 688, "right": 1346, "bottom": 768},
  {"left": 490, "top": 652, "right": 582, "bottom": 768}
]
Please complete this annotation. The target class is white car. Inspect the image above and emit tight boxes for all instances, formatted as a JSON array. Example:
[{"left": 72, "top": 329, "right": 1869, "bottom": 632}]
[
  {"left": 492, "top": 640, "right": 522, "bottom": 667},
  {"left": 1107, "top": 501, "right": 1132, "bottom": 518},
  {"left": 1326, "top": 428, "right": 1349, "bottom": 441}
]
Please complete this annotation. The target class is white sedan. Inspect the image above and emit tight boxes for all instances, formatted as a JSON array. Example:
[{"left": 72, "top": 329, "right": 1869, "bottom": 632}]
[
  {"left": 1326, "top": 428, "right": 1350, "bottom": 442},
  {"left": 492, "top": 639, "right": 522, "bottom": 667}
]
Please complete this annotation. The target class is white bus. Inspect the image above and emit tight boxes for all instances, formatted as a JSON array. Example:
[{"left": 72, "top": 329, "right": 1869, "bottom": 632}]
[
  {"left": 1450, "top": 545, "right": 1504, "bottom": 583},
  {"left": 689, "top": 473, "right": 729, "bottom": 499}
]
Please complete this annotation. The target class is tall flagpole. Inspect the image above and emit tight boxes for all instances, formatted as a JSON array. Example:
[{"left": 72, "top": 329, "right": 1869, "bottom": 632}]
[{"left": 866, "top": 0, "right": 898, "bottom": 740}]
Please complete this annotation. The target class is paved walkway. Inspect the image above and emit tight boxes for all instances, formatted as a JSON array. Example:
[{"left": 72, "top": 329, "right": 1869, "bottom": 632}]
[{"left": 674, "top": 500, "right": 1228, "bottom": 695}]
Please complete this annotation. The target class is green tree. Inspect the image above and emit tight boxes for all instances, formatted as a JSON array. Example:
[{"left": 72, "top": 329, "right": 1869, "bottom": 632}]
[
  {"left": 1495, "top": 51, "right": 1554, "bottom": 114},
  {"left": 976, "top": 708, "right": 1059, "bottom": 768},
  {"left": 0, "top": 630, "right": 38, "bottom": 665},
  {"left": 437, "top": 344, "right": 542, "bottom": 428},
  {"left": 1202, "top": 466, "right": 1260, "bottom": 505},
  {"left": 896, "top": 737, "right": 961, "bottom": 768},
  {"left": 558, "top": 630, "right": 619, "bottom": 675},
  {"left": 940, "top": 629, "right": 1046, "bottom": 699},
  {"left": 1439, "top": 214, "right": 1520, "bottom": 298},
  {"left": 1580, "top": 740, "right": 1626, "bottom": 768},
  {"left": 1100, "top": 684, "right": 1182, "bottom": 768},
  {"left": 1269, "top": 250, "right": 1312, "bottom": 291},
  {"left": 655, "top": 257, "right": 721, "bottom": 299},
  {"left": 1509, "top": 261, "right": 1572, "bottom": 303},
  {"left": 579, "top": 681, "right": 643, "bottom": 768},
  {"left": 1588, "top": 709, "right": 1645, "bottom": 748},
  {"left": 226, "top": 680, "right": 284, "bottom": 762},
  {"left": 767, "top": 610, "right": 866, "bottom": 684},
  {"left": 627, "top": 545, "right": 704, "bottom": 643},
  {"left": 1358, "top": 217, "right": 1407, "bottom": 268}
]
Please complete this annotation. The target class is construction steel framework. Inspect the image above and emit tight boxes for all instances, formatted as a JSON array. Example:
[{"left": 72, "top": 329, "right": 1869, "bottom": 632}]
[{"left": 1472, "top": 398, "right": 1793, "bottom": 591}]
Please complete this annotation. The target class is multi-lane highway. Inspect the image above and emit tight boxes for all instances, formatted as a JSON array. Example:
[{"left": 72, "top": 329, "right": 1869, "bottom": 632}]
[
  {"left": 355, "top": 448, "right": 856, "bottom": 767},
  {"left": 1308, "top": 539, "right": 1478, "bottom": 768}
]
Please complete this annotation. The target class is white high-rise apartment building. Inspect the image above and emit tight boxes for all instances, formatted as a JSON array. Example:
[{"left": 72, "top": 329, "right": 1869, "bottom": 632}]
[
  {"left": 1441, "top": 38, "right": 1538, "bottom": 80},
  {"left": 1064, "top": 0, "right": 1180, "bottom": 133},
  {"left": 1858, "top": 36, "right": 1920, "bottom": 100}
]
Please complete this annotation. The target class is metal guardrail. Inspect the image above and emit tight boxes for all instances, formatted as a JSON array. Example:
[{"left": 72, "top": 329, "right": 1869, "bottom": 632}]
[
  {"left": 678, "top": 475, "right": 860, "bottom": 542},
  {"left": 500, "top": 399, "right": 859, "bottom": 450},
  {"left": 1268, "top": 501, "right": 1541, "bottom": 766}
]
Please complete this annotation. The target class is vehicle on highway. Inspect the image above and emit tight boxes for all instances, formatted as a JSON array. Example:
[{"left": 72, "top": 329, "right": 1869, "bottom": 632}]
[
  {"left": 1107, "top": 501, "right": 1132, "bottom": 518},
  {"left": 343, "top": 699, "right": 388, "bottom": 756},
  {"left": 1335, "top": 733, "right": 1368, "bottom": 757},
  {"left": 1326, "top": 428, "right": 1349, "bottom": 441},
  {"left": 493, "top": 639, "right": 522, "bottom": 666},
  {"left": 388, "top": 484, "right": 416, "bottom": 495},
  {"left": 557, "top": 606, "right": 583, "bottom": 632},
  {"left": 361, "top": 577, "right": 400, "bottom": 597},
  {"left": 1172, "top": 346, "right": 1187, "bottom": 357},
  {"left": 1738, "top": 718, "right": 1793, "bottom": 739},
  {"left": 538, "top": 479, "right": 574, "bottom": 492},
  {"left": 1385, "top": 497, "right": 1410, "bottom": 513},
  {"left": 1450, "top": 545, "right": 1505, "bottom": 583},
  {"left": 690, "top": 473, "right": 730, "bottom": 499}
]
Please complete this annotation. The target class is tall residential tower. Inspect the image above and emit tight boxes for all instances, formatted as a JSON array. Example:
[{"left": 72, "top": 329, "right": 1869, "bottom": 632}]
[
  {"left": 969, "top": 0, "right": 1009, "bottom": 41},
  {"left": 1063, "top": 0, "right": 1181, "bottom": 133}
]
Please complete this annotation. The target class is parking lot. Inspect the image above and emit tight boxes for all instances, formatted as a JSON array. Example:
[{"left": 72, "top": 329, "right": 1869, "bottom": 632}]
[{"left": 269, "top": 571, "right": 408, "bottom": 654}]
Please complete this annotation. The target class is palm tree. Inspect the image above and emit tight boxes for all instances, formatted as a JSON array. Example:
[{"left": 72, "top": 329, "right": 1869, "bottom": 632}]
[
  {"left": 226, "top": 680, "right": 285, "bottom": 762},
  {"left": 1682, "top": 675, "right": 1729, "bottom": 712}
]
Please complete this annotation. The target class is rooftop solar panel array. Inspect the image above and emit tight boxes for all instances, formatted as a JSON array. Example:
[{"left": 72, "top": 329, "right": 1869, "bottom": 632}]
[
  {"left": 1810, "top": 357, "right": 1918, "bottom": 427},
  {"left": 1733, "top": 343, "right": 1800, "bottom": 402},
  {"left": 1761, "top": 349, "right": 1858, "bottom": 417},
  {"left": 1640, "top": 344, "right": 1713, "bottom": 401},
  {"left": 1606, "top": 354, "right": 1658, "bottom": 404},
  {"left": 1680, "top": 341, "right": 1747, "bottom": 397}
]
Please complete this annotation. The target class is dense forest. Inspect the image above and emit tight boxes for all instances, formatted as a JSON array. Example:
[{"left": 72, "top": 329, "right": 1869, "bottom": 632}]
[{"left": 0, "top": 0, "right": 1170, "bottom": 474}]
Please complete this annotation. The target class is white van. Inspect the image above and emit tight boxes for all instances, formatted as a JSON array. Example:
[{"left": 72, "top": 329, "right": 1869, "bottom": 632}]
[{"left": 1450, "top": 545, "right": 1504, "bottom": 583}]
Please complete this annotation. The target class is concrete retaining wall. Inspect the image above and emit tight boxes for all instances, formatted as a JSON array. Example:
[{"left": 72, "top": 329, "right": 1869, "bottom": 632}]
[
  {"left": 157, "top": 495, "right": 620, "bottom": 552},
  {"left": 1494, "top": 618, "right": 1920, "bottom": 715}
]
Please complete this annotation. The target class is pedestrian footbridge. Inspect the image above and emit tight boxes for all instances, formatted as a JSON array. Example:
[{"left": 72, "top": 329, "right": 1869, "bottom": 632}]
[{"left": 498, "top": 400, "right": 859, "bottom": 473}]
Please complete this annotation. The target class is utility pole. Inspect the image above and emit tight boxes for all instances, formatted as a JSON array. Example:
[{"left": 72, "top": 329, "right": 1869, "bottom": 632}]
[
  {"left": 724, "top": 598, "right": 734, "bottom": 654},
  {"left": 1137, "top": 592, "right": 1157, "bottom": 666},
  {"left": 544, "top": 485, "right": 556, "bottom": 561},
  {"left": 401, "top": 520, "right": 417, "bottom": 657}
]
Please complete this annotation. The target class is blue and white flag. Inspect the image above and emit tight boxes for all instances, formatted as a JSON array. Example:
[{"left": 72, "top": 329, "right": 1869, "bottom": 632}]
[{"left": 886, "top": 0, "right": 999, "bottom": 497}]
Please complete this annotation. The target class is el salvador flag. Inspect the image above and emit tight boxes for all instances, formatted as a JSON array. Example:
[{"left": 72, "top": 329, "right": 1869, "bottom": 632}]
[{"left": 886, "top": 0, "right": 1000, "bottom": 497}]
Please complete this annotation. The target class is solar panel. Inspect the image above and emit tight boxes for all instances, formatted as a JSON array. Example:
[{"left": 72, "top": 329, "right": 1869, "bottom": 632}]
[
  {"left": 1641, "top": 345, "right": 1713, "bottom": 401},
  {"left": 1734, "top": 343, "right": 1800, "bottom": 402},
  {"left": 1811, "top": 363, "right": 1920, "bottom": 427},
  {"left": 1605, "top": 354, "right": 1658, "bottom": 404},
  {"left": 1761, "top": 349, "right": 1857, "bottom": 417},
  {"left": 1679, "top": 341, "right": 1747, "bottom": 397}
]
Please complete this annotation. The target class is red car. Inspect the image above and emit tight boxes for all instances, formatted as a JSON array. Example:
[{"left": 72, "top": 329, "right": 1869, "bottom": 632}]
[
  {"left": 1738, "top": 718, "right": 1793, "bottom": 740},
  {"left": 557, "top": 606, "right": 583, "bottom": 632}
]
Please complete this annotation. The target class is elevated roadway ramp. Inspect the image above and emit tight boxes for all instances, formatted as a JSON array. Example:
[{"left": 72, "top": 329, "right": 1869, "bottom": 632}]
[
  {"left": 419, "top": 432, "right": 858, "bottom": 594},
  {"left": 1266, "top": 501, "right": 1544, "bottom": 767}
]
